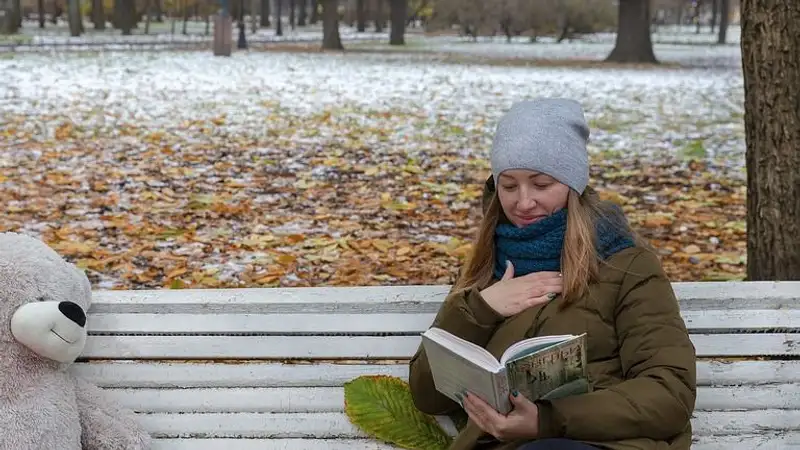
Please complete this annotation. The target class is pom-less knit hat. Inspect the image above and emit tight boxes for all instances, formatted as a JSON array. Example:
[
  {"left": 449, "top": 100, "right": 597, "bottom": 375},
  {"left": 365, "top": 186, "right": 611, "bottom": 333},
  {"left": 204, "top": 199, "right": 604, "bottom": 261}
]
[{"left": 490, "top": 98, "right": 591, "bottom": 194}]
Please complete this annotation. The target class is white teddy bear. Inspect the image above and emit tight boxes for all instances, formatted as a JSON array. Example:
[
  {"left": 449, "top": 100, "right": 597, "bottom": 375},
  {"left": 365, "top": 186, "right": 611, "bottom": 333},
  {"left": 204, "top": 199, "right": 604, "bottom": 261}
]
[{"left": 0, "top": 232, "right": 151, "bottom": 450}]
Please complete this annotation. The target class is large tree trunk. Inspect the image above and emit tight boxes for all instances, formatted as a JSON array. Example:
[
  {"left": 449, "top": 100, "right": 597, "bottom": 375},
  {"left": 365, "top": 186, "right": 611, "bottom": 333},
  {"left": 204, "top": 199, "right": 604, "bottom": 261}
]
[
  {"left": 388, "top": 0, "right": 404, "bottom": 44},
  {"left": 605, "top": 0, "right": 657, "bottom": 63},
  {"left": 741, "top": 0, "right": 800, "bottom": 280},
  {"left": 717, "top": 0, "right": 729, "bottom": 44},
  {"left": 68, "top": 0, "right": 82, "bottom": 35},
  {"left": 320, "top": 0, "right": 342, "bottom": 49}
]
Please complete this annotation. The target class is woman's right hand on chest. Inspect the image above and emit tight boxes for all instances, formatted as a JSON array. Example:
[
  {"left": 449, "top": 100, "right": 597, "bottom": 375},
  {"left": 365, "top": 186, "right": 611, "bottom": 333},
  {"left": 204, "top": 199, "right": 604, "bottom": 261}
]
[{"left": 478, "top": 261, "right": 563, "bottom": 317}]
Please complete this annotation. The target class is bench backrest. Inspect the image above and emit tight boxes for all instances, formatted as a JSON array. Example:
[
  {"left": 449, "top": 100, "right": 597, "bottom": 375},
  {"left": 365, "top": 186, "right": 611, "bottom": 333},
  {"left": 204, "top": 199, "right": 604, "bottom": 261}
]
[{"left": 70, "top": 281, "right": 800, "bottom": 449}]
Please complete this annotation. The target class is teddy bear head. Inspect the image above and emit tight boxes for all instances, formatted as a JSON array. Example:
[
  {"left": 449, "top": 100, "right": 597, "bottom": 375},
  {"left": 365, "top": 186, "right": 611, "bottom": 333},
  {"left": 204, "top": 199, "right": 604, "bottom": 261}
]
[{"left": 0, "top": 232, "right": 92, "bottom": 364}]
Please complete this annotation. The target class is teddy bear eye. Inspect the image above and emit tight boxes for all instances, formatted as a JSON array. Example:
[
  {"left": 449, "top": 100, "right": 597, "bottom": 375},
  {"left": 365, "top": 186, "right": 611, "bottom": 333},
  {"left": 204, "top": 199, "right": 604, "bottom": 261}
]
[{"left": 37, "top": 296, "right": 46, "bottom": 302}]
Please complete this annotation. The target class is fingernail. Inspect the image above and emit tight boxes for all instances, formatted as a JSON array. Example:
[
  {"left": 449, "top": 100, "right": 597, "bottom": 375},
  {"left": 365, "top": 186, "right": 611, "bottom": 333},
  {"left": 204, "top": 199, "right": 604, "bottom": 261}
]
[
  {"left": 547, "top": 292, "right": 556, "bottom": 301},
  {"left": 558, "top": 272, "right": 563, "bottom": 277},
  {"left": 512, "top": 390, "right": 519, "bottom": 397}
]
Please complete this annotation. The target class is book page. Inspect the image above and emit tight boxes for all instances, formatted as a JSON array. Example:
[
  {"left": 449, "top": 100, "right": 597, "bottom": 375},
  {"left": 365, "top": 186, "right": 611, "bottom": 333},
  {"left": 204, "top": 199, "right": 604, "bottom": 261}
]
[
  {"left": 422, "top": 328, "right": 501, "bottom": 372},
  {"left": 503, "top": 334, "right": 588, "bottom": 401},
  {"left": 421, "top": 334, "right": 503, "bottom": 410}
]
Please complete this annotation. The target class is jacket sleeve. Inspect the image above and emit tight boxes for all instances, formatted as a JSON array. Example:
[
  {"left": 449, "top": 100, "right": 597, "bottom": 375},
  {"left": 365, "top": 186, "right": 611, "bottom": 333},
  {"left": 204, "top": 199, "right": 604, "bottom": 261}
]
[
  {"left": 536, "top": 249, "right": 697, "bottom": 441},
  {"left": 408, "top": 285, "right": 505, "bottom": 415}
]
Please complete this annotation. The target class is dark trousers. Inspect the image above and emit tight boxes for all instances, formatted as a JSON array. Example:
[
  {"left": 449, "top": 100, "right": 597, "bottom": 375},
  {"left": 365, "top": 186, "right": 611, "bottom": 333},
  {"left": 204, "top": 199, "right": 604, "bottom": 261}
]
[{"left": 517, "top": 438, "right": 599, "bottom": 450}]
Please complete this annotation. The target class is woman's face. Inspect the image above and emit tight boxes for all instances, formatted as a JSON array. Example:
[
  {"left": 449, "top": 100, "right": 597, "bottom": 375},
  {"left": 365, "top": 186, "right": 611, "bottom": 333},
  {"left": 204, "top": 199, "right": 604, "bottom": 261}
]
[{"left": 496, "top": 169, "right": 570, "bottom": 228}]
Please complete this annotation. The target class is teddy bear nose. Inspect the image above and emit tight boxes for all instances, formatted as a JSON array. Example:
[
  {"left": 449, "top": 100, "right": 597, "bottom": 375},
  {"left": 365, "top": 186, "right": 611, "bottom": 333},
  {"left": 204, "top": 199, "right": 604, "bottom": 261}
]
[{"left": 58, "top": 301, "right": 87, "bottom": 328}]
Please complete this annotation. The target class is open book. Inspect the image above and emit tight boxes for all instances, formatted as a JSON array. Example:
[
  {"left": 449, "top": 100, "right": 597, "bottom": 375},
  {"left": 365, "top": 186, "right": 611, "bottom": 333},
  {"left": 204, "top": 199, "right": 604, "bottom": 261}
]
[{"left": 421, "top": 328, "right": 589, "bottom": 415}]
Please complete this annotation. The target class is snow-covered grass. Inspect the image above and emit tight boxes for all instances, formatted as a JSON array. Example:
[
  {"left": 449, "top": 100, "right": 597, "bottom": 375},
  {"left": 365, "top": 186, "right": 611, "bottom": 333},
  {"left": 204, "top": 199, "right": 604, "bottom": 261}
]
[
  {"left": 1, "top": 48, "right": 744, "bottom": 161},
  {"left": 0, "top": 47, "right": 746, "bottom": 287}
]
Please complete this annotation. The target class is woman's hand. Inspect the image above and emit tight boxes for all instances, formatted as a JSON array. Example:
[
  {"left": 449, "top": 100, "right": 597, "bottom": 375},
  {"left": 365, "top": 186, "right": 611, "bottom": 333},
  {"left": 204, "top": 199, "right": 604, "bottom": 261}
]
[
  {"left": 479, "top": 261, "right": 563, "bottom": 317},
  {"left": 461, "top": 391, "right": 540, "bottom": 442}
]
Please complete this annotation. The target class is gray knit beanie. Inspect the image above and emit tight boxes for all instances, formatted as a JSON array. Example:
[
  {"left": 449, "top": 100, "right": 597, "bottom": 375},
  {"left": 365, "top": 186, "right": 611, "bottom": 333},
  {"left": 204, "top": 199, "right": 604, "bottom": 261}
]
[{"left": 490, "top": 98, "right": 590, "bottom": 194}]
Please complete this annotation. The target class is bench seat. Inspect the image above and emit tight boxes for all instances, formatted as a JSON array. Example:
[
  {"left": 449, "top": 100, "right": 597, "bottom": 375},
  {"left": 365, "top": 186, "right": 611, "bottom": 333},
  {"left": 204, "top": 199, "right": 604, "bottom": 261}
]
[{"left": 71, "top": 281, "right": 800, "bottom": 449}]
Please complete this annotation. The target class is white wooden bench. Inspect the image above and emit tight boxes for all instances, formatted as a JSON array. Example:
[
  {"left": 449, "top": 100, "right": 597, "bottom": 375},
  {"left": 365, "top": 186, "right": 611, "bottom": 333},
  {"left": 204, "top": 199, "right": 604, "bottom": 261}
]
[{"left": 70, "top": 281, "right": 800, "bottom": 450}]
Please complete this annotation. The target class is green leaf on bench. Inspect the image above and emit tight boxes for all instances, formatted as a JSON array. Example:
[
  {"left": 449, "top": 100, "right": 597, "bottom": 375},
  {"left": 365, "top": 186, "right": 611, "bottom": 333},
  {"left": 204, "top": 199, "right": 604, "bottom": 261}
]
[{"left": 344, "top": 375, "right": 453, "bottom": 450}]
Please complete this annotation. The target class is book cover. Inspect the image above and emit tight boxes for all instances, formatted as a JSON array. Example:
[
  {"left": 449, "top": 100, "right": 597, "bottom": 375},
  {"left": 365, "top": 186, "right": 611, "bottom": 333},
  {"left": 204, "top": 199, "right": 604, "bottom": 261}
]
[{"left": 505, "top": 333, "right": 589, "bottom": 403}]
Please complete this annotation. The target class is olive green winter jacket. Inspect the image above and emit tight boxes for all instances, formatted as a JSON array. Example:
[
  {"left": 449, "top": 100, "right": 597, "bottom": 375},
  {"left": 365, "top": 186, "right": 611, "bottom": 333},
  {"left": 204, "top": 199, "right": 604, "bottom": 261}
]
[{"left": 408, "top": 185, "right": 697, "bottom": 450}]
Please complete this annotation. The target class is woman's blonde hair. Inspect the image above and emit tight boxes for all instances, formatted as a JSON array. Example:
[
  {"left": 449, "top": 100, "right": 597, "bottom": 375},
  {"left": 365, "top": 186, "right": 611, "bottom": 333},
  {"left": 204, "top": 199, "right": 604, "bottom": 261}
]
[{"left": 452, "top": 184, "right": 645, "bottom": 305}]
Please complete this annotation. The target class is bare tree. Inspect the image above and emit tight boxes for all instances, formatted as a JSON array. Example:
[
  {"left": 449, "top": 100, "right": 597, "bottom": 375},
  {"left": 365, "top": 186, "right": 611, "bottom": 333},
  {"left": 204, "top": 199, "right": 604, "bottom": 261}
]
[{"left": 741, "top": 0, "right": 800, "bottom": 279}]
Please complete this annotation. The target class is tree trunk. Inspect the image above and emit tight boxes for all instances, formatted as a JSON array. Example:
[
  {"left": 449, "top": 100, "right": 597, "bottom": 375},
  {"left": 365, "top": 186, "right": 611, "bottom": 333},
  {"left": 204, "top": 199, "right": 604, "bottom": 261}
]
[
  {"left": 92, "top": 0, "right": 105, "bottom": 29},
  {"left": 37, "top": 0, "right": 45, "bottom": 28},
  {"left": 356, "top": 0, "right": 365, "bottom": 31},
  {"left": 144, "top": 0, "right": 151, "bottom": 33},
  {"left": 741, "top": 0, "right": 800, "bottom": 280},
  {"left": 181, "top": 0, "right": 188, "bottom": 34},
  {"left": 117, "top": 0, "right": 134, "bottom": 34},
  {"left": 605, "top": 0, "right": 657, "bottom": 63},
  {"left": 373, "top": 0, "right": 384, "bottom": 31},
  {"left": 717, "top": 0, "right": 729, "bottom": 44},
  {"left": 68, "top": 0, "right": 81, "bottom": 35},
  {"left": 388, "top": 0, "right": 404, "bottom": 44},
  {"left": 695, "top": 0, "right": 703, "bottom": 33},
  {"left": 289, "top": 0, "right": 295, "bottom": 29},
  {"left": 309, "top": 0, "right": 318, "bottom": 24},
  {"left": 297, "top": 0, "right": 306, "bottom": 25},
  {"left": 260, "top": 0, "right": 269, "bottom": 26},
  {"left": 710, "top": 0, "right": 718, "bottom": 32},
  {"left": 275, "top": 0, "right": 282, "bottom": 35},
  {"left": 155, "top": 0, "right": 162, "bottom": 21},
  {"left": 11, "top": 0, "right": 20, "bottom": 29},
  {"left": 321, "top": 0, "right": 342, "bottom": 49},
  {"left": 251, "top": 0, "right": 257, "bottom": 32},
  {"left": 0, "top": 0, "right": 17, "bottom": 33}
]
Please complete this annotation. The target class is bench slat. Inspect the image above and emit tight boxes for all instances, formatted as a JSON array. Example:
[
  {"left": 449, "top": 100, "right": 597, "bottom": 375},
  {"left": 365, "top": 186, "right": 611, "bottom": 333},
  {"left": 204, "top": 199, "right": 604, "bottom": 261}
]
[
  {"left": 86, "top": 309, "right": 800, "bottom": 334},
  {"left": 88, "top": 282, "right": 800, "bottom": 313},
  {"left": 71, "top": 360, "right": 800, "bottom": 388},
  {"left": 103, "top": 384, "right": 800, "bottom": 413},
  {"left": 134, "top": 410, "right": 800, "bottom": 438},
  {"left": 149, "top": 434, "right": 800, "bottom": 450},
  {"left": 80, "top": 334, "right": 799, "bottom": 359},
  {"left": 152, "top": 439, "right": 393, "bottom": 450}
]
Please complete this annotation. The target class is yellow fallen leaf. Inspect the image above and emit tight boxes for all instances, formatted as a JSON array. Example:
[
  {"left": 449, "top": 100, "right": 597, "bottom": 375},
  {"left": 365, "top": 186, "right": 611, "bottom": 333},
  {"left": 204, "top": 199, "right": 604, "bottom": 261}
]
[
  {"left": 166, "top": 267, "right": 189, "bottom": 279},
  {"left": 277, "top": 254, "right": 297, "bottom": 265},
  {"left": 372, "top": 240, "right": 392, "bottom": 252}
]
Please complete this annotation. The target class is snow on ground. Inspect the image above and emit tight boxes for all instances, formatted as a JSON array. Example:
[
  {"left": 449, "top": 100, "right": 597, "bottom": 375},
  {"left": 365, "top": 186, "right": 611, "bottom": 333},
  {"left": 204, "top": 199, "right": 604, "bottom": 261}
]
[
  {"left": 4, "top": 20, "right": 401, "bottom": 47},
  {"left": 0, "top": 46, "right": 745, "bottom": 287},
  {"left": 1, "top": 44, "right": 744, "bottom": 162}
]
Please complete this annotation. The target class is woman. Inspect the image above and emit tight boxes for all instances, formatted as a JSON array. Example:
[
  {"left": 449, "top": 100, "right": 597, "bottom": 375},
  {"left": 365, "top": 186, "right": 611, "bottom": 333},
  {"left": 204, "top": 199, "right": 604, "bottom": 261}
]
[{"left": 408, "top": 98, "right": 697, "bottom": 450}]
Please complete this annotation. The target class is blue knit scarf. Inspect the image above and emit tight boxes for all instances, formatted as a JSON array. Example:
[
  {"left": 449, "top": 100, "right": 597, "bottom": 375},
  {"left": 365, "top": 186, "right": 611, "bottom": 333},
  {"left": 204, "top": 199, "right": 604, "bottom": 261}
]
[{"left": 493, "top": 205, "right": 636, "bottom": 279}]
